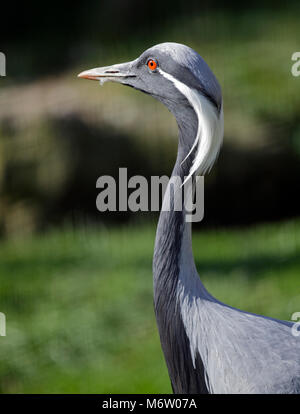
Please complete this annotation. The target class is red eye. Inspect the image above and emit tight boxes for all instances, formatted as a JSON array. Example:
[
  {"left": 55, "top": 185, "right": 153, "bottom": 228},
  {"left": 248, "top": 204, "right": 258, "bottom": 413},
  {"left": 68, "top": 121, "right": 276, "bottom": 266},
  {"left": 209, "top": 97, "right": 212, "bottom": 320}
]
[{"left": 147, "top": 59, "right": 157, "bottom": 71}]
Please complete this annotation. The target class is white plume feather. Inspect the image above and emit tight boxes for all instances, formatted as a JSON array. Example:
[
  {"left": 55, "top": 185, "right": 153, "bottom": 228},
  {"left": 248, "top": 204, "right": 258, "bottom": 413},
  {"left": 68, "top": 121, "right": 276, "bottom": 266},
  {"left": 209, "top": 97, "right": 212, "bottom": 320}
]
[{"left": 158, "top": 68, "right": 224, "bottom": 183}]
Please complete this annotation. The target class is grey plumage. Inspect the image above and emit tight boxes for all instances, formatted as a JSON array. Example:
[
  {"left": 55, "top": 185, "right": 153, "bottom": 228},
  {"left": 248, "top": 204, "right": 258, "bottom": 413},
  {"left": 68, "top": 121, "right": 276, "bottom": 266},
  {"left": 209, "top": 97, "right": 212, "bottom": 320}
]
[{"left": 79, "top": 42, "right": 300, "bottom": 394}]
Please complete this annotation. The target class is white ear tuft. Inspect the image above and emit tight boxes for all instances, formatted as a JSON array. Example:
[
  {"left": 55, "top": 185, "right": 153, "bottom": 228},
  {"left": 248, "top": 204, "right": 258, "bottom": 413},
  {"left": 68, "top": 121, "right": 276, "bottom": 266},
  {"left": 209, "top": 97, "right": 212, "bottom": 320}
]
[
  {"left": 158, "top": 68, "right": 224, "bottom": 184},
  {"left": 182, "top": 94, "right": 223, "bottom": 184}
]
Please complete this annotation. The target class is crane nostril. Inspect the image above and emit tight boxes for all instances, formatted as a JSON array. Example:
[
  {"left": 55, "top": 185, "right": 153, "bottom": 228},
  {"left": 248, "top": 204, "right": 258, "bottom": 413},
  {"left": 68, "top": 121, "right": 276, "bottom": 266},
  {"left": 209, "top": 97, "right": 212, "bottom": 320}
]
[{"left": 104, "top": 70, "right": 119, "bottom": 74}]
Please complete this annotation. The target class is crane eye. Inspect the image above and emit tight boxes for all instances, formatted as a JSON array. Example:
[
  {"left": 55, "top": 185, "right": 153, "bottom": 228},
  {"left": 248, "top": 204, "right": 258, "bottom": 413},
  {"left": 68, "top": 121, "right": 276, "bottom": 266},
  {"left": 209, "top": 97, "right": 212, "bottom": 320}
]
[{"left": 147, "top": 59, "right": 157, "bottom": 71}]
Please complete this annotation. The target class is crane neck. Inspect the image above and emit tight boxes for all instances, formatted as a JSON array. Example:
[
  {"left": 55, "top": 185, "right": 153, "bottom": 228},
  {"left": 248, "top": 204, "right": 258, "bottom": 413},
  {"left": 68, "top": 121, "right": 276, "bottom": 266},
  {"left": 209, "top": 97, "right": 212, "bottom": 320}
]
[
  {"left": 153, "top": 103, "right": 200, "bottom": 307},
  {"left": 152, "top": 105, "right": 211, "bottom": 393},
  {"left": 151, "top": 80, "right": 223, "bottom": 393},
  {"left": 153, "top": 91, "right": 222, "bottom": 303}
]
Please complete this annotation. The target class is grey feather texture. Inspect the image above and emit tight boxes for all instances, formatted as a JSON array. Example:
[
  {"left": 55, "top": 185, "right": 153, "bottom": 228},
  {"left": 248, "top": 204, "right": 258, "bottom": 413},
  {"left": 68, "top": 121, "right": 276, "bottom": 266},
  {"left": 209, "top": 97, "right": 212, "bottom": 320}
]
[
  {"left": 177, "top": 269, "right": 300, "bottom": 393},
  {"left": 148, "top": 42, "right": 222, "bottom": 111},
  {"left": 79, "top": 42, "right": 300, "bottom": 393},
  {"left": 148, "top": 43, "right": 300, "bottom": 394}
]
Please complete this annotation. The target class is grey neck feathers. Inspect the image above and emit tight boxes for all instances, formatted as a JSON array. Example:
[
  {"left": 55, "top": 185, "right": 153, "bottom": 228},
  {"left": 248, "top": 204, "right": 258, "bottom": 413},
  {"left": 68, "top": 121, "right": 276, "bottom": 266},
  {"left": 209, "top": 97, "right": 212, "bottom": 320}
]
[
  {"left": 153, "top": 102, "right": 197, "bottom": 308},
  {"left": 152, "top": 102, "right": 209, "bottom": 393}
]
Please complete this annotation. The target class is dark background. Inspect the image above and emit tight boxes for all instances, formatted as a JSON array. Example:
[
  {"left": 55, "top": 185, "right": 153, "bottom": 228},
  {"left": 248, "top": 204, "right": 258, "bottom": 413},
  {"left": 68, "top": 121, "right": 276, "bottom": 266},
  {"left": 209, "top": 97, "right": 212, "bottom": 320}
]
[
  {"left": 0, "top": 0, "right": 299, "bottom": 394},
  {"left": 1, "top": 1, "right": 300, "bottom": 233}
]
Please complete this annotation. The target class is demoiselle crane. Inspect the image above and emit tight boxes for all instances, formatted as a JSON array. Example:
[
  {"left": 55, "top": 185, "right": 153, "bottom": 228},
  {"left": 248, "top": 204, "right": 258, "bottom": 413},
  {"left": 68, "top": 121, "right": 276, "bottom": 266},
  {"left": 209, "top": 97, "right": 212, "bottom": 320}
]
[{"left": 78, "top": 42, "right": 300, "bottom": 393}]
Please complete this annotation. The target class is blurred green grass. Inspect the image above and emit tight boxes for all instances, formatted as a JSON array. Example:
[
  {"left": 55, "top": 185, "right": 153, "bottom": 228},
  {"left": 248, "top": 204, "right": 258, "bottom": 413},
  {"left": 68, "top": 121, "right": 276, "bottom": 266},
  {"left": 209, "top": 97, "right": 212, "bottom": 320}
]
[{"left": 0, "top": 220, "right": 300, "bottom": 393}]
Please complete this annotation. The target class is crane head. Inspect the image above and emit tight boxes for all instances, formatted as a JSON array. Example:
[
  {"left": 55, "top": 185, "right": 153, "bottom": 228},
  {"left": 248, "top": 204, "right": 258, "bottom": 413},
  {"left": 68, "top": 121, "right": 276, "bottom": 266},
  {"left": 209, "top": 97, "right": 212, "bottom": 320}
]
[
  {"left": 78, "top": 42, "right": 224, "bottom": 178},
  {"left": 78, "top": 42, "right": 222, "bottom": 114}
]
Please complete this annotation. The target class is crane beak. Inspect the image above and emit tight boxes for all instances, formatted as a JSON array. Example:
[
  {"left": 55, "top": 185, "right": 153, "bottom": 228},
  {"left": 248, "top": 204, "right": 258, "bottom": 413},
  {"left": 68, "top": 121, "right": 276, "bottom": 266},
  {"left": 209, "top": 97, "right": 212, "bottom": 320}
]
[{"left": 78, "top": 61, "right": 136, "bottom": 83}]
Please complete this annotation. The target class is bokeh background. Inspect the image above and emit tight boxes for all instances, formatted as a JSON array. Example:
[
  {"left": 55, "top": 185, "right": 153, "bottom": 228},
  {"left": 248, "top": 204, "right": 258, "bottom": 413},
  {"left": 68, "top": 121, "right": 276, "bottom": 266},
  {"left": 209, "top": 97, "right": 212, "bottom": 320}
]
[{"left": 0, "top": 0, "right": 300, "bottom": 393}]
